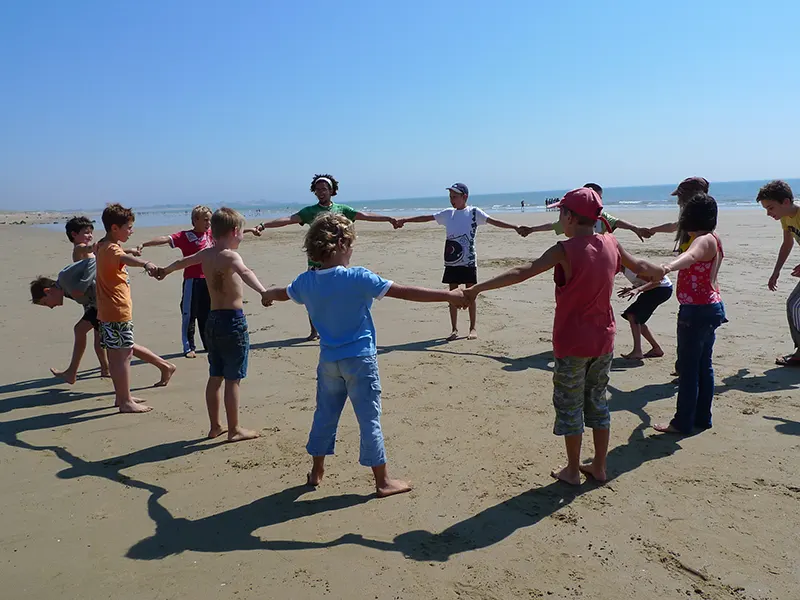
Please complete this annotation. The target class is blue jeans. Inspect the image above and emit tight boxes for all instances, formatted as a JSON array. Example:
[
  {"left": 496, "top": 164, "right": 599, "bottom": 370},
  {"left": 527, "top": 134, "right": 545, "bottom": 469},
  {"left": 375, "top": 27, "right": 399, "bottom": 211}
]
[
  {"left": 671, "top": 302, "right": 726, "bottom": 433},
  {"left": 307, "top": 355, "right": 386, "bottom": 467}
]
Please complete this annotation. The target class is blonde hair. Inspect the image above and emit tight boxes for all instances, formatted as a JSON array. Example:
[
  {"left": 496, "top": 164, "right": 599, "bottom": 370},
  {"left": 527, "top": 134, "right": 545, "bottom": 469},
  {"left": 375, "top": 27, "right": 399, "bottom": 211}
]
[
  {"left": 191, "top": 205, "right": 212, "bottom": 223},
  {"left": 211, "top": 207, "right": 245, "bottom": 239},
  {"left": 304, "top": 213, "right": 355, "bottom": 264}
]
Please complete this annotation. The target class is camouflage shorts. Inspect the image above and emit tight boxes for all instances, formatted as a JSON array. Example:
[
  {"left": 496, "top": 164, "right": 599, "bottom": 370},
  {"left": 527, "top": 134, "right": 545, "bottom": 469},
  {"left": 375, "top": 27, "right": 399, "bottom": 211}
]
[{"left": 552, "top": 353, "right": 612, "bottom": 436}]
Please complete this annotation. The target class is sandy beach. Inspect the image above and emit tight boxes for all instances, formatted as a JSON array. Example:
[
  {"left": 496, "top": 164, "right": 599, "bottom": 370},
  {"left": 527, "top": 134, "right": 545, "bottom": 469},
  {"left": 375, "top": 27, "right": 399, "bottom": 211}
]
[{"left": 1, "top": 208, "right": 798, "bottom": 600}]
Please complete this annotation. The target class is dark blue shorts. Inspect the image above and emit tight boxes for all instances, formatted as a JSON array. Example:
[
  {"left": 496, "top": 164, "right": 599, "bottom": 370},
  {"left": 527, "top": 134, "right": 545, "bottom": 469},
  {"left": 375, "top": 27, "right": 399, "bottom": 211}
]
[{"left": 205, "top": 309, "right": 249, "bottom": 380}]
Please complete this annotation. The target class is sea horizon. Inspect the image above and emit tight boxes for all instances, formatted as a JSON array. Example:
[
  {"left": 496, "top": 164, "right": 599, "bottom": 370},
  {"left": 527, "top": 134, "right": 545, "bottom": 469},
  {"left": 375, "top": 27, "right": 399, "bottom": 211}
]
[{"left": 18, "top": 177, "right": 800, "bottom": 230}]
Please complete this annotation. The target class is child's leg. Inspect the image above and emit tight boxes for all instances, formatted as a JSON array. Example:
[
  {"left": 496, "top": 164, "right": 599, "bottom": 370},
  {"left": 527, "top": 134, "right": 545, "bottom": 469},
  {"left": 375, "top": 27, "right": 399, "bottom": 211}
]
[
  {"left": 465, "top": 282, "right": 478, "bottom": 340},
  {"left": 622, "top": 315, "right": 643, "bottom": 359},
  {"left": 93, "top": 329, "right": 110, "bottom": 376},
  {"left": 51, "top": 318, "right": 94, "bottom": 384},
  {"left": 551, "top": 356, "right": 587, "bottom": 485},
  {"left": 108, "top": 348, "right": 151, "bottom": 413},
  {"left": 785, "top": 281, "right": 800, "bottom": 358},
  {"left": 694, "top": 328, "right": 716, "bottom": 430},
  {"left": 132, "top": 344, "right": 176, "bottom": 387},
  {"left": 307, "top": 315, "right": 319, "bottom": 342},
  {"left": 223, "top": 379, "right": 259, "bottom": 442},
  {"left": 580, "top": 353, "right": 612, "bottom": 482},
  {"left": 447, "top": 283, "right": 459, "bottom": 340},
  {"left": 205, "top": 376, "right": 224, "bottom": 438},
  {"left": 657, "top": 309, "right": 702, "bottom": 433},
  {"left": 640, "top": 324, "right": 664, "bottom": 357},
  {"left": 179, "top": 279, "right": 194, "bottom": 356},
  {"left": 306, "top": 360, "right": 349, "bottom": 485},
  {"left": 342, "top": 355, "right": 410, "bottom": 497}
]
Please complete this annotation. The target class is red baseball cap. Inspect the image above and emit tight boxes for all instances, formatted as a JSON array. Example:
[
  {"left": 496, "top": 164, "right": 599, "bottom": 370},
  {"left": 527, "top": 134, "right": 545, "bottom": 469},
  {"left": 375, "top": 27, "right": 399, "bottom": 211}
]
[{"left": 549, "top": 187, "right": 603, "bottom": 220}]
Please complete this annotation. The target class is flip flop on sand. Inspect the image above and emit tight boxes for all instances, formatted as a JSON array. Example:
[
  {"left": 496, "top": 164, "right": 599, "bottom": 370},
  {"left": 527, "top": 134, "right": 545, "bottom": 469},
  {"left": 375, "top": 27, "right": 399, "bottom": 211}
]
[{"left": 775, "top": 355, "right": 800, "bottom": 367}]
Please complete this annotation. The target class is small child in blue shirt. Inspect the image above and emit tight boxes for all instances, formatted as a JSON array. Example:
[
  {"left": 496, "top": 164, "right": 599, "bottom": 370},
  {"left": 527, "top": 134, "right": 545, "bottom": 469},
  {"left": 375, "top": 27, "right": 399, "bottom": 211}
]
[{"left": 263, "top": 213, "right": 464, "bottom": 498}]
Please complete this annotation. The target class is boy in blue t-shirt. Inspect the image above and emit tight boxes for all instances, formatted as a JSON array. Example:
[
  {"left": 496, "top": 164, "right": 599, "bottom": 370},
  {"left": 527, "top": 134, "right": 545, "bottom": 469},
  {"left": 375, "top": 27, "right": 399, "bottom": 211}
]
[{"left": 262, "top": 213, "right": 464, "bottom": 498}]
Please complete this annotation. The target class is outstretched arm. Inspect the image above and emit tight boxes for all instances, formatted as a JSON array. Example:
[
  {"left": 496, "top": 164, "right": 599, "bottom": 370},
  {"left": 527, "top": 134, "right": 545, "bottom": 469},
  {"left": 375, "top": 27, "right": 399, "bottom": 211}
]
[
  {"left": 618, "top": 245, "right": 663, "bottom": 280},
  {"left": 258, "top": 214, "right": 302, "bottom": 230},
  {"left": 230, "top": 253, "right": 267, "bottom": 294},
  {"left": 662, "top": 234, "right": 716, "bottom": 273},
  {"left": 262, "top": 286, "right": 290, "bottom": 305},
  {"left": 646, "top": 222, "right": 678, "bottom": 234},
  {"left": 138, "top": 236, "right": 172, "bottom": 250},
  {"left": 243, "top": 227, "right": 261, "bottom": 237},
  {"left": 161, "top": 250, "right": 205, "bottom": 276},
  {"left": 613, "top": 219, "right": 651, "bottom": 241},
  {"left": 486, "top": 217, "right": 523, "bottom": 234},
  {"left": 396, "top": 215, "right": 436, "bottom": 226},
  {"left": 519, "top": 222, "right": 556, "bottom": 237},
  {"left": 384, "top": 284, "right": 462, "bottom": 303},
  {"left": 471, "top": 244, "right": 565, "bottom": 296},
  {"left": 120, "top": 253, "right": 158, "bottom": 276},
  {"left": 354, "top": 211, "right": 401, "bottom": 229}
]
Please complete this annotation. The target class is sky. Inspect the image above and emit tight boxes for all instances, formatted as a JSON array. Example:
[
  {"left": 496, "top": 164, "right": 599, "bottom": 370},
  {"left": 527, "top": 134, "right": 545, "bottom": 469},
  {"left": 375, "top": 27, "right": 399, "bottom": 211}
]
[{"left": 1, "top": 0, "right": 799, "bottom": 210}]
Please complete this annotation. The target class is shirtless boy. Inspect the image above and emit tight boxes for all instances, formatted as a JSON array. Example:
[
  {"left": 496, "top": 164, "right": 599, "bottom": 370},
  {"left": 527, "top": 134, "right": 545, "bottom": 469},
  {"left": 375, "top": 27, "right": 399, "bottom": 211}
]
[{"left": 156, "top": 207, "right": 269, "bottom": 442}]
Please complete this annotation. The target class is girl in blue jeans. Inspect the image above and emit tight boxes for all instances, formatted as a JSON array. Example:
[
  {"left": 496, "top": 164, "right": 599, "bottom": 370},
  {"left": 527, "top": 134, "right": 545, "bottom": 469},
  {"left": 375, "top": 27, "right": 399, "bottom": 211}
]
[
  {"left": 262, "top": 213, "right": 464, "bottom": 497},
  {"left": 654, "top": 193, "right": 726, "bottom": 434}
]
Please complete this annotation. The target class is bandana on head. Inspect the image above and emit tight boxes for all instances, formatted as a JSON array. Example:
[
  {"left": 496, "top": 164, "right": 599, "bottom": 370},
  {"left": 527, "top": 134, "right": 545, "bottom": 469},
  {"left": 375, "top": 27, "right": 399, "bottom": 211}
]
[{"left": 315, "top": 177, "right": 333, "bottom": 190}]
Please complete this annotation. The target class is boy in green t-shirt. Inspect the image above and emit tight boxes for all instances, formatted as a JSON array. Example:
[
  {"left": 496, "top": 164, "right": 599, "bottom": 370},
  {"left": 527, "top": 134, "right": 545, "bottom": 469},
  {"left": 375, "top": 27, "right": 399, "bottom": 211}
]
[
  {"left": 518, "top": 183, "right": 650, "bottom": 241},
  {"left": 256, "top": 174, "right": 401, "bottom": 340},
  {"left": 757, "top": 180, "right": 800, "bottom": 367}
]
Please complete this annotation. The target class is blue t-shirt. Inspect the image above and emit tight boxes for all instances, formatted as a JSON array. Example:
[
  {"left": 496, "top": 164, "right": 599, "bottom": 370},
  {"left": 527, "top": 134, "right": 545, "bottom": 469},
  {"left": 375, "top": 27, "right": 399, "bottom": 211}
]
[{"left": 287, "top": 266, "right": 393, "bottom": 362}]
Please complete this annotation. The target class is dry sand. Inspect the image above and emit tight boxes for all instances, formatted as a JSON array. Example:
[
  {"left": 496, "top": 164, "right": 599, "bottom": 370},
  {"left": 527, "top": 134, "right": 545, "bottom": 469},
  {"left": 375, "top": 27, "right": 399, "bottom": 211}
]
[{"left": 1, "top": 208, "right": 798, "bottom": 600}]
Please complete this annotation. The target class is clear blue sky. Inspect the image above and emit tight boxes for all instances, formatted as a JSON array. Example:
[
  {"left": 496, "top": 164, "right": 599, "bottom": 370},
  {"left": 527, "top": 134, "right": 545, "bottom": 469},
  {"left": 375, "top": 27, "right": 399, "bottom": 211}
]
[{"left": 1, "top": 0, "right": 798, "bottom": 210}]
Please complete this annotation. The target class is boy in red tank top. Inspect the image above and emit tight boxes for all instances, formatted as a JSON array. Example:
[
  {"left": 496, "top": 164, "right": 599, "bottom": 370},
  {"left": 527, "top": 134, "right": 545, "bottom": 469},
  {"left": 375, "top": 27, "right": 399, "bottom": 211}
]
[{"left": 464, "top": 188, "right": 662, "bottom": 485}]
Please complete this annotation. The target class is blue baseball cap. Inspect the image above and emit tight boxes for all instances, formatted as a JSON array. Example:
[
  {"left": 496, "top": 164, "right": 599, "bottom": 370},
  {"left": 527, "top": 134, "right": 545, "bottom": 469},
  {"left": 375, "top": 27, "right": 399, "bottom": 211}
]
[{"left": 446, "top": 182, "right": 469, "bottom": 196}]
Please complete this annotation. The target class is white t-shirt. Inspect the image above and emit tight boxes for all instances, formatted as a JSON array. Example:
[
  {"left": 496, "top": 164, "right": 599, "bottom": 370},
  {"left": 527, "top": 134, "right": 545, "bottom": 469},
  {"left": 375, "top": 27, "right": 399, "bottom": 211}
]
[
  {"left": 433, "top": 207, "right": 490, "bottom": 267},
  {"left": 623, "top": 267, "right": 672, "bottom": 288}
]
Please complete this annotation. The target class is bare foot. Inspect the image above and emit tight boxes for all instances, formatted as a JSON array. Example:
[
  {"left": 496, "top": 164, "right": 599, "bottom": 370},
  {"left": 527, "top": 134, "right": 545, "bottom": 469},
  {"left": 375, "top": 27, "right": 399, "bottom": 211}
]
[
  {"left": 550, "top": 465, "right": 581, "bottom": 486},
  {"left": 579, "top": 463, "right": 607, "bottom": 483},
  {"left": 50, "top": 368, "right": 77, "bottom": 385},
  {"left": 643, "top": 348, "right": 664, "bottom": 358},
  {"left": 446, "top": 330, "right": 459, "bottom": 341},
  {"left": 306, "top": 332, "right": 320, "bottom": 342},
  {"left": 307, "top": 469, "right": 324, "bottom": 487},
  {"left": 208, "top": 426, "right": 226, "bottom": 439},
  {"left": 227, "top": 428, "right": 260, "bottom": 442},
  {"left": 653, "top": 422, "right": 683, "bottom": 434},
  {"left": 185, "top": 350, "right": 196, "bottom": 359},
  {"left": 118, "top": 401, "right": 153, "bottom": 413},
  {"left": 376, "top": 479, "right": 412, "bottom": 498},
  {"left": 622, "top": 351, "right": 643, "bottom": 360},
  {"left": 467, "top": 329, "right": 478, "bottom": 340},
  {"left": 154, "top": 363, "right": 177, "bottom": 387},
  {"left": 100, "top": 369, "right": 111, "bottom": 378},
  {"left": 115, "top": 396, "right": 146, "bottom": 407}
]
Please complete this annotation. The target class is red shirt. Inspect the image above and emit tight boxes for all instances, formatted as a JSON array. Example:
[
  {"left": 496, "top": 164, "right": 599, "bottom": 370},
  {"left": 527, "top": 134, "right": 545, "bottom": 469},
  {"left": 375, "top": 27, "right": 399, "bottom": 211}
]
[
  {"left": 552, "top": 234, "right": 621, "bottom": 358},
  {"left": 677, "top": 233, "right": 723, "bottom": 305},
  {"left": 169, "top": 230, "right": 213, "bottom": 279}
]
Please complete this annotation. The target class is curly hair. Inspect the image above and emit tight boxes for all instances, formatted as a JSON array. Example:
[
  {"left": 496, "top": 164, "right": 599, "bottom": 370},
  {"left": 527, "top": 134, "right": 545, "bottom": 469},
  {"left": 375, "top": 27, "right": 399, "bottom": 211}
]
[
  {"left": 756, "top": 180, "right": 794, "bottom": 204},
  {"left": 304, "top": 212, "right": 355, "bottom": 264},
  {"left": 679, "top": 193, "right": 717, "bottom": 233},
  {"left": 101, "top": 203, "right": 135, "bottom": 231},
  {"left": 30, "top": 276, "right": 57, "bottom": 303},
  {"left": 65, "top": 215, "right": 94, "bottom": 242},
  {"left": 310, "top": 174, "right": 339, "bottom": 197}
]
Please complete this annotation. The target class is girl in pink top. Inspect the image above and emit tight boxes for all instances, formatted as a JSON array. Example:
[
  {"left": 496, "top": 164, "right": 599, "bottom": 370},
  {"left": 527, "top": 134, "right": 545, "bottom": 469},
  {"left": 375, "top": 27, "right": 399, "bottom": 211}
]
[
  {"left": 654, "top": 193, "right": 726, "bottom": 434},
  {"left": 464, "top": 188, "right": 662, "bottom": 486}
]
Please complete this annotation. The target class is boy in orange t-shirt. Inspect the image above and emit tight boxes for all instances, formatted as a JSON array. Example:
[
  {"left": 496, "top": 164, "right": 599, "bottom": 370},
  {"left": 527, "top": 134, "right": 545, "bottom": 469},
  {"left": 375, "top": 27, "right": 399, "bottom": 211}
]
[{"left": 96, "top": 204, "right": 176, "bottom": 413}]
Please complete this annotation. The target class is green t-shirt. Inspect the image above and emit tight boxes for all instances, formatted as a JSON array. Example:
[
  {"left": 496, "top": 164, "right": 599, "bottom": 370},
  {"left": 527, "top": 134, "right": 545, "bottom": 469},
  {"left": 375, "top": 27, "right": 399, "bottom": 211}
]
[
  {"left": 296, "top": 202, "right": 357, "bottom": 226},
  {"left": 295, "top": 202, "right": 358, "bottom": 267},
  {"left": 552, "top": 210, "right": 618, "bottom": 235}
]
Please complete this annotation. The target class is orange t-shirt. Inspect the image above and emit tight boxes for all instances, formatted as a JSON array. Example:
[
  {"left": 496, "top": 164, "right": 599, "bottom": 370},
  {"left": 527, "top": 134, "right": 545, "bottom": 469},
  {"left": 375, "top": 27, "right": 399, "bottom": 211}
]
[{"left": 96, "top": 241, "right": 132, "bottom": 322}]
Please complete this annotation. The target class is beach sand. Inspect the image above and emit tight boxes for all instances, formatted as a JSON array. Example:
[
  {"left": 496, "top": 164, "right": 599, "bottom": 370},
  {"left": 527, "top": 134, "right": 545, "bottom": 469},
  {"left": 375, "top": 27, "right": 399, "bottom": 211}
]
[{"left": 1, "top": 209, "right": 798, "bottom": 600}]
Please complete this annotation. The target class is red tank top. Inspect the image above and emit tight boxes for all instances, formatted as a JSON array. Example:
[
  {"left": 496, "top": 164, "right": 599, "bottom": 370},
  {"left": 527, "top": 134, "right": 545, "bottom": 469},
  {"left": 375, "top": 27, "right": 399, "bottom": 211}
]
[
  {"left": 676, "top": 233, "right": 723, "bottom": 305},
  {"left": 553, "top": 234, "right": 621, "bottom": 358}
]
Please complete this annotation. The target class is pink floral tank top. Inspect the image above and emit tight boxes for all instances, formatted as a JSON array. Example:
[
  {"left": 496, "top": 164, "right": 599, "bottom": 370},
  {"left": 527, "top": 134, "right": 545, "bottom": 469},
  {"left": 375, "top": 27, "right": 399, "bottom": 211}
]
[{"left": 676, "top": 233, "right": 723, "bottom": 305}]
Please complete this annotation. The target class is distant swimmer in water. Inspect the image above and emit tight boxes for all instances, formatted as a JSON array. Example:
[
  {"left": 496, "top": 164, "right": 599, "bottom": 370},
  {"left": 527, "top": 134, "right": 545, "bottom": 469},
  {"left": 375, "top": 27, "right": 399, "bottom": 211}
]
[{"left": 521, "top": 200, "right": 525, "bottom": 211}]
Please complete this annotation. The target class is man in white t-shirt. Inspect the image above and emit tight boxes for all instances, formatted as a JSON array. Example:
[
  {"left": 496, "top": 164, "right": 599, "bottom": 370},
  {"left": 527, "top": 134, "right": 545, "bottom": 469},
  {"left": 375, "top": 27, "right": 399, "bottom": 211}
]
[{"left": 397, "top": 182, "right": 525, "bottom": 340}]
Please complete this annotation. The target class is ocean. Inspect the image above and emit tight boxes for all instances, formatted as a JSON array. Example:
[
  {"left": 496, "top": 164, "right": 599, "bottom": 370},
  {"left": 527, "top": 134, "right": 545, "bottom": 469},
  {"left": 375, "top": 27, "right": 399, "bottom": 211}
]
[{"left": 33, "top": 178, "right": 799, "bottom": 230}]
